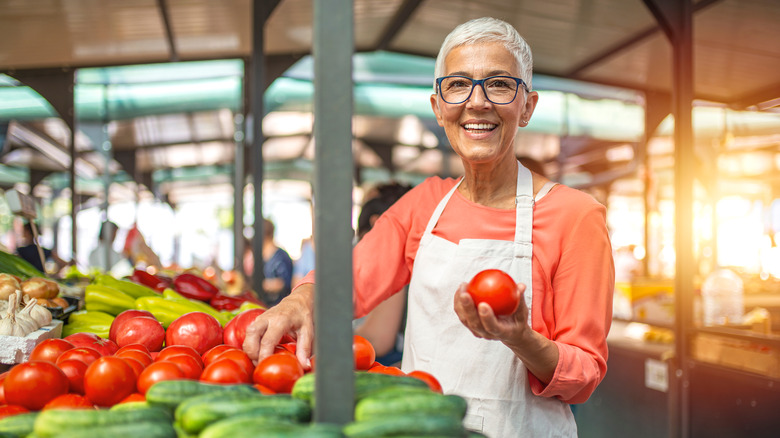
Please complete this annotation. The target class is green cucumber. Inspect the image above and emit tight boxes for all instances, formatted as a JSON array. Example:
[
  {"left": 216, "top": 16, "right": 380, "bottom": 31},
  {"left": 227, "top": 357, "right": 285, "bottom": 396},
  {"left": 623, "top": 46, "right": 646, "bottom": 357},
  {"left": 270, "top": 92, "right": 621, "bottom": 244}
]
[
  {"left": 175, "top": 392, "right": 311, "bottom": 435},
  {"left": 42, "top": 422, "right": 176, "bottom": 438},
  {"left": 200, "top": 416, "right": 343, "bottom": 438},
  {"left": 145, "top": 379, "right": 257, "bottom": 413},
  {"left": 342, "top": 414, "right": 467, "bottom": 437},
  {"left": 0, "top": 412, "right": 38, "bottom": 437},
  {"left": 33, "top": 407, "right": 169, "bottom": 438},
  {"left": 292, "top": 371, "right": 429, "bottom": 407},
  {"left": 355, "top": 390, "right": 467, "bottom": 422}
]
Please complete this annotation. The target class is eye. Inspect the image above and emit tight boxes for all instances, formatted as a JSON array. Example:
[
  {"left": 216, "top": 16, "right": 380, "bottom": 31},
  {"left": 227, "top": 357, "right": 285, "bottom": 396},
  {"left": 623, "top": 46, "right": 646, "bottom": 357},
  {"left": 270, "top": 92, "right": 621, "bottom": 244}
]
[
  {"left": 447, "top": 79, "right": 471, "bottom": 89},
  {"left": 485, "top": 78, "right": 514, "bottom": 89}
]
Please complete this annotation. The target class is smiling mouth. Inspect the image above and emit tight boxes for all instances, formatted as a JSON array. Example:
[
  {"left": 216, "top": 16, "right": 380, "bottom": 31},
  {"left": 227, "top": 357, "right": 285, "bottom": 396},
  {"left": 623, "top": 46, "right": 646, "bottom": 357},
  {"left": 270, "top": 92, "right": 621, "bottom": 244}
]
[{"left": 462, "top": 123, "right": 497, "bottom": 133}]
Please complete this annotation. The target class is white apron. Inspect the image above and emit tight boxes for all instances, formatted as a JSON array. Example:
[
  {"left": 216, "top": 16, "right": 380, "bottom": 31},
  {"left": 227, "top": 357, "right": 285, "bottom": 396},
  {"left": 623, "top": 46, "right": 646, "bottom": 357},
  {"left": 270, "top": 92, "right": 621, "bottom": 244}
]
[{"left": 401, "top": 163, "right": 576, "bottom": 437}]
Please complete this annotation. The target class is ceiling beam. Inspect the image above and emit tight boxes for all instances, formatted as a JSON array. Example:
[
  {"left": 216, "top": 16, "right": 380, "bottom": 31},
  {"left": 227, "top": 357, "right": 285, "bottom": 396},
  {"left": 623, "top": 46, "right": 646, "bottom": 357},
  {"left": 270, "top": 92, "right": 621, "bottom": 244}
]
[
  {"left": 156, "top": 0, "right": 179, "bottom": 62},
  {"left": 373, "top": 0, "right": 424, "bottom": 51},
  {"left": 567, "top": 0, "right": 723, "bottom": 77},
  {"left": 729, "top": 81, "right": 780, "bottom": 110}
]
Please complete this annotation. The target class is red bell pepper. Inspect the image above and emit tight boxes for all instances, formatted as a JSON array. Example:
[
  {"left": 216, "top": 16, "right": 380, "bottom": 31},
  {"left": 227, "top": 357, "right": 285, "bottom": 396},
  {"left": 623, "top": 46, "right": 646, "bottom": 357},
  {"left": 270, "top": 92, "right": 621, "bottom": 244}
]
[
  {"left": 130, "top": 269, "right": 169, "bottom": 292},
  {"left": 209, "top": 292, "right": 246, "bottom": 311},
  {"left": 173, "top": 273, "right": 220, "bottom": 302}
]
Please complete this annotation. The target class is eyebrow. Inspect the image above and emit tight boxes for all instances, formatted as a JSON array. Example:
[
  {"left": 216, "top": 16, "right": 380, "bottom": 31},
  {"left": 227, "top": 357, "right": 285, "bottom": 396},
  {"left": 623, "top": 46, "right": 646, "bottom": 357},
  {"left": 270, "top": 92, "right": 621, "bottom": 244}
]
[{"left": 447, "top": 70, "right": 514, "bottom": 77}]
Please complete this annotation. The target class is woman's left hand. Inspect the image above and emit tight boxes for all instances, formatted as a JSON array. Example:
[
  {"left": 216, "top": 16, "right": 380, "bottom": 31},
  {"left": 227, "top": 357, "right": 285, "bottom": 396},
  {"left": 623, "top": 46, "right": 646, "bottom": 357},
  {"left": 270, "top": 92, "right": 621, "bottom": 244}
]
[{"left": 453, "top": 282, "right": 529, "bottom": 343}]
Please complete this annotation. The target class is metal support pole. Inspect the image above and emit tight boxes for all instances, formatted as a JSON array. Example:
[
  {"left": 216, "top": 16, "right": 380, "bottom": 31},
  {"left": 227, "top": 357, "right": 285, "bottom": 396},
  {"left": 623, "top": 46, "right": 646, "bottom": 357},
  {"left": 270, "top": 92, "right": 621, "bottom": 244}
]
[
  {"left": 313, "top": 0, "right": 355, "bottom": 424},
  {"left": 643, "top": 1, "right": 695, "bottom": 437}
]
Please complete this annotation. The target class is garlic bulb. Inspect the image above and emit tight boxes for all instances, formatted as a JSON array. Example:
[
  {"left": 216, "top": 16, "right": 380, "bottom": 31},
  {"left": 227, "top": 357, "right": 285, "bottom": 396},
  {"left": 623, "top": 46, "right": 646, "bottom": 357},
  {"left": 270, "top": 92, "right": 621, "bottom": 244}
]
[
  {"left": 24, "top": 297, "right": 53, "bottom": 327},
  {"left": 0, "top": 295, "right": 13, "bottom": 336},
  {"left": 17, "top": 299, "right": 42, "bottom": 331}
]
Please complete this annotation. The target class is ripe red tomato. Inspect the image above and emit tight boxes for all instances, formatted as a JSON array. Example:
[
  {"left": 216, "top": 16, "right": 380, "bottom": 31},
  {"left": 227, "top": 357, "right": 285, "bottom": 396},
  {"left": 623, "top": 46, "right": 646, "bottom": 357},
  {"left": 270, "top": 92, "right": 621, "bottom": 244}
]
[
  {"left": 29, "top": 338, "right": 75, "bottom": 363},
  {"left": 137, "top": 361, "right": 186, "bottom": 395},
  {"left": 213, "top": 349, "right": 255, "bottom": 377},
  {"left": 163, "top": 354, "right": 203, "bottom": 380},
  {"left": 202, "top": 345, "right": 237, "bottom": 367},
  {"left": 115, "top": 316, "right": 166, "bottom": 352},
  {"left": 466, "top": 269, "right": 519, "bottom": 315},
  {"left": 353, "top": 335, "right": 376, "bottom": 371},
  {"left": 165, "top": 312, "right": 223, "bottom": 355},
  {"left": 157, "top": 345, "right": 204, "bottom": 368},
  {"left": 222, "top": 308, "right": 265, "bottom": 349},
  {"left": 116, "top": 349, "right": 153, "bottom": 368},
  {"left": 368, "top": 365, "right": 405, "bottom": 376},
  {"left": 408, "top": 370, "right": 443, "bottom": 393},
  {"left": 118, "top": 393, "right": 146, "bottom": 404},
  {"left": 83, "top": 356, "right": 137, "bottom": 407},
  {"left": 56, "top": 347, "right": 102, "bottom": 367},
  {"left": 0, "top": 405, "right": 28, "bottom": 419},
  {"left": 0, "top": 371, "right": 7, "bottom": 404},
  {"left": 116, "top": 343, "right": 151, "bottom": 355},
  {"left": 64, "top": 332, "right": 118, "bottom": 356},
  {"left": 121, "top": 357, "right": 146, "bottom": 379},
  {"left": 201, "top": 358, "right": 251, "bottom": 384},
  {"left": 252, "top": 353, "right": 304, "bottom": 394},
  {"left": 42, "top": 393, "right": 95, "bottom": 410},
  {"left": 109, "top": 309, "right": 156, "bottom": 343},
  {"left": 253, "top": 383, "right": 276, "bottom": 395},
  {"left": 3, "top": 361, "right": 69, "bottom": 410},
  {"left": 57, "top": 358, "right": 89, "bottom": 395}
]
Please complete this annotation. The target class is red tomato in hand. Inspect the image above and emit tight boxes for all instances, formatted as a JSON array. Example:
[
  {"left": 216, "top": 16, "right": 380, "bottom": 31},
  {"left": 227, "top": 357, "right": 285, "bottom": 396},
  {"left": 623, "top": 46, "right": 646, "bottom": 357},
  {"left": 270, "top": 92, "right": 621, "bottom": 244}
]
[
  {"left": 165, "top": 312, "right": 223, "bottom": 355},
  {"left": 42, "top": 393, "right": 95, "bottom": 410},
  {"left": 201, "top": 358, "right": 251, "bottom": 384},
  {"left": 29, "top": 338, "right": 75, "bottom": 364},
  {"left": 252, "top": 353, "right": 304, "bottom": 394},
  {"left": 57, "top": 359, "right": 89, "bottom": 395},
  {"left": 222, "top": 308, "right": 265, "bottom": 349},
  {"left": 3, "top": 361, "right": 69, "bottom": 410},
  {"left": 353, "top": 335, "right": 376, "bottom": 371},
  {"left": 466, "top": 269, "right": 519, "bottom": 316},
  {"left": 64, "top": 332, "right": 118, "bottom": 356},
  {"left": 56, "top": 347, "right": 102, "bottom": 367},
  {"left": 137, "top": 361, "right": 186, "bottom": 395},
  {"left": 408, "top": 370, "right": 443, "bottom": 393},
  {"left": 163, "top": 354, "right": 203, "bottom": 380},
  {"left": 84, "top": 356, "right": 137, "bottom": 407}
]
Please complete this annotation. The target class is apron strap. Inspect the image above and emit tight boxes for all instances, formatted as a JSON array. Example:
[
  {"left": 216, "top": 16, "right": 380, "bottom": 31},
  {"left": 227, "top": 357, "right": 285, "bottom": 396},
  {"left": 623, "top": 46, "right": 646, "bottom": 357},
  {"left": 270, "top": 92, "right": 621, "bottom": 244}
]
[{"left": 423, "top": 177, "right": 463, "bottom": 236}]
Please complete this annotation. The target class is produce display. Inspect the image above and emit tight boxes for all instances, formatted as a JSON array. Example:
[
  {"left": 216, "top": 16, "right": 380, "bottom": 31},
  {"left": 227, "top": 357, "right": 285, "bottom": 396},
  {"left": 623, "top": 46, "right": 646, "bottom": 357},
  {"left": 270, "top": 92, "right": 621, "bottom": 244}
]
[{"left": 0, "top": 253, "right": 478, "bottom": 436}]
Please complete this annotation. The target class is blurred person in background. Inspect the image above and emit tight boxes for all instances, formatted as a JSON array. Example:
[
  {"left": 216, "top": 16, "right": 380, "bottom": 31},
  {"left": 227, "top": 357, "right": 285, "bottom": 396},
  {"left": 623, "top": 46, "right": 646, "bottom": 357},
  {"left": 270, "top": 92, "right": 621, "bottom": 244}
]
[
  {"left": 16, "top": 221, "right": 68, "bottom": 273},
  {"left": 292, "top": 234, "right": 315, "bottom": 287},
  {"left": 260, "top": 218, "right": 293, "bottom": 307},
  {"left": 354, "top": 182, "right": 413, "bottom": 366},
  {"left": 89, "top": 221, "right": 127, "bottom": 272},
  {"left": 123, "top": 223, "right": 162, "bottom": 268}
]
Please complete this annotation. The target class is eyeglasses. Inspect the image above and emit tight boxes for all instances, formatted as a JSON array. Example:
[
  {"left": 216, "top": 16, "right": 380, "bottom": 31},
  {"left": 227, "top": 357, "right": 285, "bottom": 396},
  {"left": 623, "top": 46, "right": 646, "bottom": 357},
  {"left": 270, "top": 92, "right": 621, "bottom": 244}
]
[{"left": 435, "top": 75, "right": 529, "bottom": 105}]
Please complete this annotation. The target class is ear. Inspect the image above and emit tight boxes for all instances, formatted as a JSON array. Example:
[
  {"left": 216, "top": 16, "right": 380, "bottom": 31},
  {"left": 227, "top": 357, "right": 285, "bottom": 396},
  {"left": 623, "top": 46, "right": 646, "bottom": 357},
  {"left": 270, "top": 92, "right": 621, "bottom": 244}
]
[
  {"left": 519, "top": 91, "right": 539, "bottom": 127},
  {"left": 430, "top": 94, "right": 445, "bottom": 127}
]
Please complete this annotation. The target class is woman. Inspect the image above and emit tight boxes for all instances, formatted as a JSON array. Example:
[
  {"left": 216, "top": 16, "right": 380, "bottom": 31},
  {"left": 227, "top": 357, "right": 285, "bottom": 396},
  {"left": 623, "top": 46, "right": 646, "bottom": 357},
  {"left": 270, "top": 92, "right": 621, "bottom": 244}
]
[{"left": 245, "top": 17, "right": 613, "bottom": 437}]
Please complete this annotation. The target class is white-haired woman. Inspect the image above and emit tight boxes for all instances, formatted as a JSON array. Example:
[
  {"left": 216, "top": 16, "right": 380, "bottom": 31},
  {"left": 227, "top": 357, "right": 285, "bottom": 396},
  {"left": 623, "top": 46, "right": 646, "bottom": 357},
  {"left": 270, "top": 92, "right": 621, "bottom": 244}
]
[{"left": 245, "top": 17, "right": 613, "bottom": 437}]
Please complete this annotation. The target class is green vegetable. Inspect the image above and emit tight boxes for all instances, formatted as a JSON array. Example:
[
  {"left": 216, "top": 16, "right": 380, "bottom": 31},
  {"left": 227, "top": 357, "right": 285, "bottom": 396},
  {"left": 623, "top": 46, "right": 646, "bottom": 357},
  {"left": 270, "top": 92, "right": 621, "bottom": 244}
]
[
  {"left": 342, "top": 414, "right": 468, "bottom": 437},
  {"left": 355, "top": 389, "right": 467, "bottom": 422},
  {"left": 145, "top": 380, "right": 257, "bottom": 414},
  {"left": 175, "top": 392, "right": 311, "bottom": 435},
  {"left": 95, "top": 274, "right": 158, "bottom": 299},
  {"left": 0, "top": 250, "right": 45, "bottom": 279},
  {"left": 0, "top": 412, "right": 38, "bottom": 437},
  {"left": 33, "top": 407, "right": 170, "bottom": 438},
  {"left": 291, "top": 371, "right": 429, "bottom": 408},
  {"left": 84, "top": 284, "right": 136, "bottom": 316}
]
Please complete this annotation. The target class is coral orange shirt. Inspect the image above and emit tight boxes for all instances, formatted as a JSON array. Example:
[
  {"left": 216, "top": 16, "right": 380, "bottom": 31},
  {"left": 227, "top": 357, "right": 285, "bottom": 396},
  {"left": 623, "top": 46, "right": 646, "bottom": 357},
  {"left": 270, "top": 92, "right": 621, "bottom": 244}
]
[{"left": 301, "top": 176, "right": 614, "bottom": 403}]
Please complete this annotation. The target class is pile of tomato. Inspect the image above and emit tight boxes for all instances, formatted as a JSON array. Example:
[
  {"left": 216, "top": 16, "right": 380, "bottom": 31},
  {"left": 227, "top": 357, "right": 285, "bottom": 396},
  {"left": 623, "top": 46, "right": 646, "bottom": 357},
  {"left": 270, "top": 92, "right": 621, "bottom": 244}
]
[{"left": 0, "top": 306, "right": 441, "bottom": 419}]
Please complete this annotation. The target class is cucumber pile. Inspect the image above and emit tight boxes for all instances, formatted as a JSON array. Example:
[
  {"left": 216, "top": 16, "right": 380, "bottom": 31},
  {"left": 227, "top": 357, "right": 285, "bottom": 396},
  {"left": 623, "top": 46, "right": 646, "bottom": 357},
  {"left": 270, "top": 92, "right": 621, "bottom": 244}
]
[{"left": 0, "top": 373, "right": 480, "bottom": 437}]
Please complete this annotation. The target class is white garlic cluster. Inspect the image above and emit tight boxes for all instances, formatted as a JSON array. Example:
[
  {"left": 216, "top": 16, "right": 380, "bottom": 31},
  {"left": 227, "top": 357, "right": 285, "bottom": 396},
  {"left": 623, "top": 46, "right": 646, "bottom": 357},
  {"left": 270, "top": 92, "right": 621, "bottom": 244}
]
[{"left": 0, "top": 291, "right": 53, "bottom": 337}]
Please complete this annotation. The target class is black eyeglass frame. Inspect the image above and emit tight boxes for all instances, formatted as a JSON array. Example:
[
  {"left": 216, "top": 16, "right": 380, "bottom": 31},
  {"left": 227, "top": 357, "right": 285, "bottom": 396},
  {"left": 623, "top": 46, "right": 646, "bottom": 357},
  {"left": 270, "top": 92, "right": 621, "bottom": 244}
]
[{"left": 435, "top": 75, "right": 530, "bottom": 105}]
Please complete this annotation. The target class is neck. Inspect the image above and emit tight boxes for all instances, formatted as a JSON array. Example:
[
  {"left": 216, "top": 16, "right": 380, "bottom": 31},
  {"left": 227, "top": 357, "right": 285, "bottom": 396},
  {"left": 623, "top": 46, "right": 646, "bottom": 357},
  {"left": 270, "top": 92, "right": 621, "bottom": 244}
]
[{"left": 459, "top": 155, "right": 518, "bottom": 208}]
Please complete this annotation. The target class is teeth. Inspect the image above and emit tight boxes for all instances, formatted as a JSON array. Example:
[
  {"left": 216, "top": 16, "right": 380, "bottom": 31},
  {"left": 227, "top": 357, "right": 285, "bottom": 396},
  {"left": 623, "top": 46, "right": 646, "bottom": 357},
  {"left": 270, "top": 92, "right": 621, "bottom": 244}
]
[{"left": 463, "top": 123, "right": 496, "bottom": 131}]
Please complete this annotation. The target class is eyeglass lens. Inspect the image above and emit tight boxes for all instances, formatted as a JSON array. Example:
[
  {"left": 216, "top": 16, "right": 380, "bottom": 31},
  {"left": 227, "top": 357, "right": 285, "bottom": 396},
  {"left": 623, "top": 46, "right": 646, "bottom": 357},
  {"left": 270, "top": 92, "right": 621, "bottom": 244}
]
[{"left": 439, "top": 76, "right": 519, "bottom": 104}]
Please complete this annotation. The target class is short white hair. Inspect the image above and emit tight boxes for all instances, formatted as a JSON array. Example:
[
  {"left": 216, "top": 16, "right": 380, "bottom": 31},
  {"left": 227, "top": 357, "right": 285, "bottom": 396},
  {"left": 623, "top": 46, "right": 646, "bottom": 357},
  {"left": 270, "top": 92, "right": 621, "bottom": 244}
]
[{"left": 434, "top": 17, "right": 534, "bottom": 91}]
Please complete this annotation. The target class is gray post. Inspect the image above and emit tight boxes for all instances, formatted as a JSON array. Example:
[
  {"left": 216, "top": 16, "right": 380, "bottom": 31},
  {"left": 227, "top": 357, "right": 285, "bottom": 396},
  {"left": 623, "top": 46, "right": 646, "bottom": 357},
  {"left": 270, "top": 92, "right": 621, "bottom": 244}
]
[{"left": 313, "top": 0, "right": 355, "bottom": 425}]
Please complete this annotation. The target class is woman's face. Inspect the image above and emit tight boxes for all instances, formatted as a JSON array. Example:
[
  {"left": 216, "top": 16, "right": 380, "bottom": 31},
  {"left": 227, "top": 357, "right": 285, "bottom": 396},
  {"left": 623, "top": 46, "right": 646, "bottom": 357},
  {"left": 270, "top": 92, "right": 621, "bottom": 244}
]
[{"left": 430, "top": 41, "right": 538, "bottom": 166}]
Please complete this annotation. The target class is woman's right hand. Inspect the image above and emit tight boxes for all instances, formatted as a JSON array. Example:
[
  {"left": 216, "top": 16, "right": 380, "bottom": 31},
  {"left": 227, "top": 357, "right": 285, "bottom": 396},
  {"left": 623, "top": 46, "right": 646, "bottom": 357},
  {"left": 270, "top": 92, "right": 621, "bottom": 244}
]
[{"left": 243, "top": 283, "right": 315, "bottom": 368}]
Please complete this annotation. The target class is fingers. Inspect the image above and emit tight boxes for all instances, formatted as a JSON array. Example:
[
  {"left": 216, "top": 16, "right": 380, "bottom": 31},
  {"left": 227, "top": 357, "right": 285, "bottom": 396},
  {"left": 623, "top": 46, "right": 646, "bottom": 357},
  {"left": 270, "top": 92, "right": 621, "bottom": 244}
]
[
  {"left": 296, "top": 320, "right": 314, "bottom": 370},
  {"left": 243, "top": 317, "right": 268, "bottom": 364}
]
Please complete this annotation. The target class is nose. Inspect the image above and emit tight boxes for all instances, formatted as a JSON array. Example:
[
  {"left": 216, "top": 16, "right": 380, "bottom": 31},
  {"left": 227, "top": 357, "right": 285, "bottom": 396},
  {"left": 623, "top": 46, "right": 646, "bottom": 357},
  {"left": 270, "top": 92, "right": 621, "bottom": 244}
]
[{"left": 466, "top": 82, "right": 491, "bottom": 108}]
